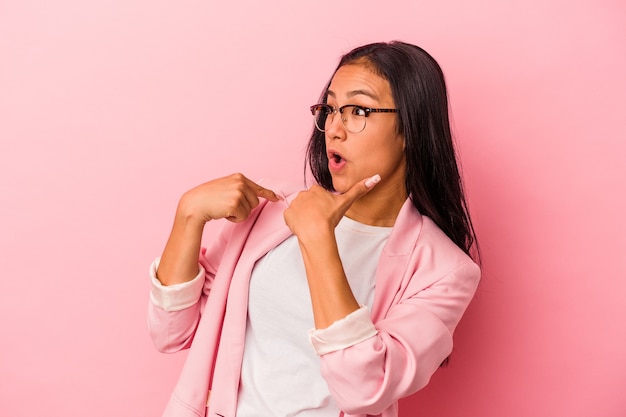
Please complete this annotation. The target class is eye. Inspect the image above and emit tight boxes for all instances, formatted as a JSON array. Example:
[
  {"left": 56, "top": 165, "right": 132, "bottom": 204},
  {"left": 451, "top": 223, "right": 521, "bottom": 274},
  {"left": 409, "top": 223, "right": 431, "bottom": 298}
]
[{"left": 351, "top": 106, "right": 368, "bottom": 117}]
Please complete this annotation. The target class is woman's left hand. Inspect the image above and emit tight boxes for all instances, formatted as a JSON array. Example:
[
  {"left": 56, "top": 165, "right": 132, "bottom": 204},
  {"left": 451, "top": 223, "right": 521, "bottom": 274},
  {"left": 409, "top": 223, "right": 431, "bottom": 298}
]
[{"left": 284, "top": 174, "right": 380, "bottom": 242}]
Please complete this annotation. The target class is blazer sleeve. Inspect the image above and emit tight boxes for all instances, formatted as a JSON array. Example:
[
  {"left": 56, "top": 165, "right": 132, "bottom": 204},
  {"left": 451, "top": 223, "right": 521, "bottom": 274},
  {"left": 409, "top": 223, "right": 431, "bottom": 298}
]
[
  {"left": 318, "top": 260, "right": 480, "bottom": 415},
  {"left": 147, "top": 222, "right": 234, "bottom": 353}
]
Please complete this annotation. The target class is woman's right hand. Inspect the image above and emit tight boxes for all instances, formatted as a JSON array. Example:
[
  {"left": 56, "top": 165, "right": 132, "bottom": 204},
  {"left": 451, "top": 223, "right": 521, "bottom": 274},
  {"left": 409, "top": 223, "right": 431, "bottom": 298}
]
[
  {"left": 157, "top": 173, "right": 281, "bottom": 286},
  {"left": 177, "top": 173, "right": 282, "bottom": 225}
]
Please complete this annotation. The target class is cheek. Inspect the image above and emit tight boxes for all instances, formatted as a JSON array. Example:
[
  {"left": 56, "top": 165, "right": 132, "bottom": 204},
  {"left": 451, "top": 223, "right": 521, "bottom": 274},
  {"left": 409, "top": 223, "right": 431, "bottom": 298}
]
[
  {"left": 357, "top": 143, "right": 400, "bottom": 176},
  {"left": 379, "top": 140, "right": 406, "bottom": 175},
  {"left": 366, "top": 130, "right": 404, "bottom": 161}
]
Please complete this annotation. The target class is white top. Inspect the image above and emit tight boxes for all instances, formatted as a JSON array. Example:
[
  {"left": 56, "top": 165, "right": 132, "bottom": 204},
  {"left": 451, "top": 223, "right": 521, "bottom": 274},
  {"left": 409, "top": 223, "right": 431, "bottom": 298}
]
[{"left": 237, "top": 216, "right": 392, "bottom": 417}]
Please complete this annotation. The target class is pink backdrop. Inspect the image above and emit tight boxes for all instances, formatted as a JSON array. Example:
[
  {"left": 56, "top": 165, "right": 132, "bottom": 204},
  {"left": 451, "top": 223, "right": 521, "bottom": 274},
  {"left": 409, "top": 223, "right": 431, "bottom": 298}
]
[{"left": 1, "top": 1, "right": 625, "bottom": 416}]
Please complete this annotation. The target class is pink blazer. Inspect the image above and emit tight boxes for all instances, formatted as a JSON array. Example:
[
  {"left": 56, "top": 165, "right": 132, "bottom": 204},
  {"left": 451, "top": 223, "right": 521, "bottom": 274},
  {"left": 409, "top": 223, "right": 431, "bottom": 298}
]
[{"left": 148, "top": 193, "right": 480, "bottom": 417}]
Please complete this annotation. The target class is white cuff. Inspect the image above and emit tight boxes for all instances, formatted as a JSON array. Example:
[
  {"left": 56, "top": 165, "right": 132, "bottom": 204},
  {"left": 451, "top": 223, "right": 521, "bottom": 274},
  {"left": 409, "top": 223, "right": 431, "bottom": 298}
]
[
  {"left": 308, "top": 306, "right": 378, "bottom": 355},
  {"left": 149, "top": 258, "right": 205, "bottom": 312}
]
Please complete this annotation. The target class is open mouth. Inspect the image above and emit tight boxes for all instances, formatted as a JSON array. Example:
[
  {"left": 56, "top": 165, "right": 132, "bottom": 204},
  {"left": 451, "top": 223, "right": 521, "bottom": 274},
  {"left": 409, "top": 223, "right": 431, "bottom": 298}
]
[
  {"left": 327, "top": 150, "right": 346, "bottom": 172},
  {"left": 328, "top": 150, "right": 344, "bottom": 163}
]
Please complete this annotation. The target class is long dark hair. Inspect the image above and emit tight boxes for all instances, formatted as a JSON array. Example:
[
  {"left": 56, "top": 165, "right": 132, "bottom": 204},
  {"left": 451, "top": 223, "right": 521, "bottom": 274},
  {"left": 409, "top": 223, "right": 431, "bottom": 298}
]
[{"left": 306, "top": 41, "right": 478, "bottom": 259}]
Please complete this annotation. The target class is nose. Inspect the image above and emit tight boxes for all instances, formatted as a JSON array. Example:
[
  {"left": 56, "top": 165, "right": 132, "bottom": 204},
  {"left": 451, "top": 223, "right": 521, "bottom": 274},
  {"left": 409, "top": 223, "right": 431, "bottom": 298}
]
[{"left": 325, "top": 110, "right": 347, "bottom": 140}]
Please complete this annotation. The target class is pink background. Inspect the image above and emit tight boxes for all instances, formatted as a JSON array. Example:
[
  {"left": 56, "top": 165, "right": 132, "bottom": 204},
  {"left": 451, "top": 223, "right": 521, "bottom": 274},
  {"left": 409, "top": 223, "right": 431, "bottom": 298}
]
[{"left": 1, "top": 1, "right": 625, "bottom": 416}]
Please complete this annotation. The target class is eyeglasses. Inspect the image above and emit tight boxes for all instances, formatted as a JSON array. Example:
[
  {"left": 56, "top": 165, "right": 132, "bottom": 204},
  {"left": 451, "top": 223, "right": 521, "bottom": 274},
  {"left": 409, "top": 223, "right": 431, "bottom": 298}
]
[{"left": 310, "top": 103, "right": 398, "bottom": 134}]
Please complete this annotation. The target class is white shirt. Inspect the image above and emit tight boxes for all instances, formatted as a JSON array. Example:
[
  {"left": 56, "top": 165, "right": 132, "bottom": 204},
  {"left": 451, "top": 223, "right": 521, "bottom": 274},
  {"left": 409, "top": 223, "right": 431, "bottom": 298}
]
[{"left": 236, "top": 216, "right": 392, "bottom": 417}]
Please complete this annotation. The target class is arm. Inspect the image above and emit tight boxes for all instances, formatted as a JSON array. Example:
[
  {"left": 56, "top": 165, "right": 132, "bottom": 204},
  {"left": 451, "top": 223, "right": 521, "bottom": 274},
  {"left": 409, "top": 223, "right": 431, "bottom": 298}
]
[
  {"left": 283, "top": 175, "right": 380, "bottom": 329},
  {"left": 317, "top": 261, "right": 480, "bottom": 415},
  {"left": 158, "top": 173, "right": 281, "bottom": 286},
  {"left": 284, "top": 176, "right": 480, "bottom": 414},
  {"left": 148, "top": 173, "right": 280, "bottom": 352}
]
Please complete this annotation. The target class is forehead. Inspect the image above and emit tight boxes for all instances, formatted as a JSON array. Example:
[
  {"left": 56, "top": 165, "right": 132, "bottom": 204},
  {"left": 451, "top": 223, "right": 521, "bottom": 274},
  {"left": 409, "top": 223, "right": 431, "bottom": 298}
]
[{"left": 327, "top": 63, "right": 393, "bottom": 104}]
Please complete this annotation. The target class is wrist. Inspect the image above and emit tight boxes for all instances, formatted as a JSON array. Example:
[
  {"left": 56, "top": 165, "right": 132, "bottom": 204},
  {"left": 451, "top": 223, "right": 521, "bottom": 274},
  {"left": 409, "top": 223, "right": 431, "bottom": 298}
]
[
  {"left": 295, "top": 225, "right": 335, "bottom": 247},
  {"left": 176, "top": 194, "right": 210, "bottom": 227},
  {"left": 174, "top": 211, "right": 207, "bottom": 232}
]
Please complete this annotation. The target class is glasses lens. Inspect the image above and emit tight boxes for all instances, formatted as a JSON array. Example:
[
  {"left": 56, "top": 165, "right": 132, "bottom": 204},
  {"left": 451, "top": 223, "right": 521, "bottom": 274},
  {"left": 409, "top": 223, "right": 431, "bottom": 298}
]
[
  {"left": 312, "top": 105, "right": 328, "bottom": 132},
  {"left": 344, "top": 106, "right": 366, "bottom": 133},
  {"left": 310, "top": 105, "right": 367, "bottom": 133}
]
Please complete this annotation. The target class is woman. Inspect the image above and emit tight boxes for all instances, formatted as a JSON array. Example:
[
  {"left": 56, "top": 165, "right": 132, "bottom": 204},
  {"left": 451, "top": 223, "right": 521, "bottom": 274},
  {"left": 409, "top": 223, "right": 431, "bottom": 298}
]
[{"left": 148, "top": 41, "right": 480, "bottom": 417}]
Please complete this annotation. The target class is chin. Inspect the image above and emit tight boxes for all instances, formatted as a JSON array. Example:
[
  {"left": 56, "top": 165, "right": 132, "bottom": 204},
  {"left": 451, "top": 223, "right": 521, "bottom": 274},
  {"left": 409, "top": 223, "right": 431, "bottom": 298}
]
[{"left": 331, "top": 177, "right": 354, "bottom": 194}]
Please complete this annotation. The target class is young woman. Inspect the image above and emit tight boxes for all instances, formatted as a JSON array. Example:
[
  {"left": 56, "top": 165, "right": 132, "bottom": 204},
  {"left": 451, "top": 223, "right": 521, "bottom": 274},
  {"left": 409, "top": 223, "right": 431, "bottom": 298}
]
[{"left": 148, "top": 41, "right": 480, "bottom": 417}]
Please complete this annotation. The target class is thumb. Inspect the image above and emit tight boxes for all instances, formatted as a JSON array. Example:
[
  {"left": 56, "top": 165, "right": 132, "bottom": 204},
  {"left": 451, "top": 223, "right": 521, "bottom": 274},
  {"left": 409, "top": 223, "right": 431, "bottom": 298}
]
[{"left": 341, "top": 174, "right": 381, "bottom": 206}]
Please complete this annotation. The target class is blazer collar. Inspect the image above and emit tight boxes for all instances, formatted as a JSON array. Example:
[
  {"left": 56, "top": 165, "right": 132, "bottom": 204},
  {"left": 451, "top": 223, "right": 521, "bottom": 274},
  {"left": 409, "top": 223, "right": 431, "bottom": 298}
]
[
  {"left": 241, "top": 197, "right": 293, "bottom": 261},
  {"left": 384, "top": 198, "right": 423, "bottom": 256}
]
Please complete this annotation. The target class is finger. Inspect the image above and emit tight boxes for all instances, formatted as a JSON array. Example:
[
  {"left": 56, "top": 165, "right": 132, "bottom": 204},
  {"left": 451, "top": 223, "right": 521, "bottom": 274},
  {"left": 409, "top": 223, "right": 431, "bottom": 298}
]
[
  {"left": 364, "top": 174, "right": 382, "bottom": 189},
  {"left": 257, "top": 187, "right": 282, "bottom": 202},
  {"left": 245, "top": 177, "right": 282, "bottom": 202},
  {"left": 223, "top": 195, "right": 252, "bottom": 222},
  {"left": 340, "top": 174, "right": 381, "bottom": 206}
]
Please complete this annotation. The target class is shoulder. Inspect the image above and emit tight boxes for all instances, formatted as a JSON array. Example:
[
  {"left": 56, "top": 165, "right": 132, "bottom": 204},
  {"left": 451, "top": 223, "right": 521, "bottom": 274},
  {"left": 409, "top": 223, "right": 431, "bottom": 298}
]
[
  {"left": 414, "top": 217, "right": 480, "bottom": 298},
  {"left": 391, "top": 200, "right": 479, "bottom": 281}
]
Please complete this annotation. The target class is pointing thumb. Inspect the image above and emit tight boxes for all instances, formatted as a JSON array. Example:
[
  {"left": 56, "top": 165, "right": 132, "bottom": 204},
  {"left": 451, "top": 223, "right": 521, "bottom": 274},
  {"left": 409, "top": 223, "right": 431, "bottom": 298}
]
[
  {"left": 364, "top": 174, "right": 381, "bottom": 189},
  {"left": 342, "top": 174, "right": 381, "bottom": 206}
]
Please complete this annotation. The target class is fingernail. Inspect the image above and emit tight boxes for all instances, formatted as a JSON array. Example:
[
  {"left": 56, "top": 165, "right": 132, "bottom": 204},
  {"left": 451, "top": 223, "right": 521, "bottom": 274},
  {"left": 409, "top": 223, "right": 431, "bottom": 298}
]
[
  {"left": 277, "top": 190, "right": 288, "bottom": 205},
  {"left": 364, "top": 174, "right": 381, "bottom": 188}
]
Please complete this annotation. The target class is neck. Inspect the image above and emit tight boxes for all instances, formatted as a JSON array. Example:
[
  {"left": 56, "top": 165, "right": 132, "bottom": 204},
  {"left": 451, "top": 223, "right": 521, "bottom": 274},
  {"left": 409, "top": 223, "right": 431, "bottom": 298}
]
[{"left": 345, "top": 187, "right": 407, "bottom": 227}]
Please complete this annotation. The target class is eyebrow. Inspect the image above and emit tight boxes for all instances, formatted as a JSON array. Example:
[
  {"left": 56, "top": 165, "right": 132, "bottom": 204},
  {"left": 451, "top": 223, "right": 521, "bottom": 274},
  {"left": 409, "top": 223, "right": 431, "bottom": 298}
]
[{"left": 326, "top": 89, "right": 380, "bottom": 101}]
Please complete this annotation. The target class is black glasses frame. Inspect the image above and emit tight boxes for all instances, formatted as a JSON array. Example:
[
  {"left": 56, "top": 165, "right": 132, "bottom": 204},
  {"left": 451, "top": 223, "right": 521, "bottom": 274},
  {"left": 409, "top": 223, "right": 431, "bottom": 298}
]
[
  {"left": 310, "top": 103, "right": 398, "bottom": 118},
  {"left": 310, "top": 104, "right": 398, "bottom": 133}
]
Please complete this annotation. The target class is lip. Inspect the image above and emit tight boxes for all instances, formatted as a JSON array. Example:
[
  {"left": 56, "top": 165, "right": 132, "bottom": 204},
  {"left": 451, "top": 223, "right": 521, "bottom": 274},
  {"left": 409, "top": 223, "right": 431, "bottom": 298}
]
[{"left": 327, "top": 148, "right": 347, "bottom": 173}]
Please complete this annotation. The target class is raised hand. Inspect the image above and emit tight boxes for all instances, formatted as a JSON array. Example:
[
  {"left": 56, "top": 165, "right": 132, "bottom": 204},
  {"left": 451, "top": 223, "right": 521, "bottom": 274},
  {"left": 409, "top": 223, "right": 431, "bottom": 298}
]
[
  {"left": 283, "top": 174, "right": 381, "bottom": 329},
  {"left": 283, "top": 174, "right": 380, "bottom": 241},
  {"left": 178, "top": 173, "right": 281, "bottom": 225}
]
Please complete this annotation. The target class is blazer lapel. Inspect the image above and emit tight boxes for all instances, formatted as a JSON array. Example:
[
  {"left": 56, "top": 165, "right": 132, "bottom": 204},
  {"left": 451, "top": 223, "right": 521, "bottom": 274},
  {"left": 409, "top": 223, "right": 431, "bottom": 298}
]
[
  {"left": 371, "top": 199, "right": 423, "bottom": 321},
  {"left": 213, "top": 198, "right": 293, "bottom": 416}
]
